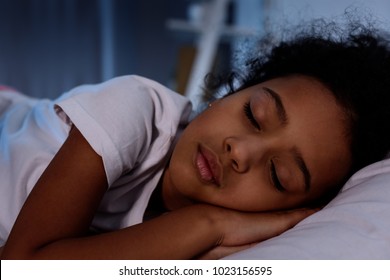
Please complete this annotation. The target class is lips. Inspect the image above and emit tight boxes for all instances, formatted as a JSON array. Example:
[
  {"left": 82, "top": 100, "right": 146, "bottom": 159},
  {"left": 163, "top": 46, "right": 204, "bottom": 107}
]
[{"left": 195, "top": 145, "right": 221, "bottom": 186}]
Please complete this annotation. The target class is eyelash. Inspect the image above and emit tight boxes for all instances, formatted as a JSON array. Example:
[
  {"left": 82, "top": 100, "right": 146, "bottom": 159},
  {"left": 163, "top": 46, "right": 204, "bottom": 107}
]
[
  {"left": 243, "top": 102, "right": 261, "bottom": 130},
  {"left": 270, "top": 160, "right": 286, "bottom": 192}
]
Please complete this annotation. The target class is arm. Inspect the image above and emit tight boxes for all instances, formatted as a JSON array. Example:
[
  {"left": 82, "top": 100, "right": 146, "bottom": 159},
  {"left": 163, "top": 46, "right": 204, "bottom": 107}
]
[{"left": 1, "top": 127, "right": 314, "bottom": 259}]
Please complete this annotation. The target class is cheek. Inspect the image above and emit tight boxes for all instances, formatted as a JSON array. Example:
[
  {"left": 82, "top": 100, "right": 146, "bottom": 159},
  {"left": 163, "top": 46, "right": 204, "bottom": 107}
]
[
  {"left": 220, "top": 172, "right": 317, "bottom": 211},
  {"left": 214, "top": 175, "right": 277, "bottom": 211}
]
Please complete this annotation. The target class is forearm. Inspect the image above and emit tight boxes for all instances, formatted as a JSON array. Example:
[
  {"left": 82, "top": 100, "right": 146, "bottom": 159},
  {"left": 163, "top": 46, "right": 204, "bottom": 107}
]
[{"left": 2, "top": 204, "right": 222, "bottom": 260}]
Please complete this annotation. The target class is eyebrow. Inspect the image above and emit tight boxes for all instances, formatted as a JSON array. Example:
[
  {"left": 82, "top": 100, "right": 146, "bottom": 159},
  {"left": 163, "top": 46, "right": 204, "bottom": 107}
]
[
  {"left": 262, "top": 87, "right": 288, "bottom": 126},
  {"left": 291, "top": 147, "right": 312, "bottom": 192}
]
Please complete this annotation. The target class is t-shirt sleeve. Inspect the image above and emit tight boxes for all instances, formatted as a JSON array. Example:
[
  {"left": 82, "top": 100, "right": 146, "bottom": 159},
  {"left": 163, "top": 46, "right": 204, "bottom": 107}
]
[{"left": 54, "top": 75, "right": 161, "bottom": 186}]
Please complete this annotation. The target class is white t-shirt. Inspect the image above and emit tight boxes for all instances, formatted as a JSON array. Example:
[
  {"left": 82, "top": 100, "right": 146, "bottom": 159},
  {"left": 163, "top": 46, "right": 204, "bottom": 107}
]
[{"left": 0, "top": 75, "right": 192, "bottom": 245}]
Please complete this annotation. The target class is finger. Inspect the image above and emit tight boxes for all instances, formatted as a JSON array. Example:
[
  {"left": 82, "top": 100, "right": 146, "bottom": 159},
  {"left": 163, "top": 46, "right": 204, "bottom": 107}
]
[
  {"left": 223, "top": 208, "right": 318, "bottom": 246},
  {"left": 260, "top": 208, "right": 319, "bottom": 237},
  {"left": 273, "top": 207, "right": 319, "bottom": 229}
]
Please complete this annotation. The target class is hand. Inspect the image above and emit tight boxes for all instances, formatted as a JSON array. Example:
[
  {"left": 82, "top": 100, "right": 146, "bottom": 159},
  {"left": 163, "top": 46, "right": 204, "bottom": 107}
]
[{"left": 206, "top": 207, "right": 318, "bottom": 257}]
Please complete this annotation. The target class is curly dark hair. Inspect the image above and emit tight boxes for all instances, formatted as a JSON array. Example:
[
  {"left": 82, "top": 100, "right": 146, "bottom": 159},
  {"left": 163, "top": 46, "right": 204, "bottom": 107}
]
[{"left": 204, "top": 18, "right": 390, "bottom": 183}]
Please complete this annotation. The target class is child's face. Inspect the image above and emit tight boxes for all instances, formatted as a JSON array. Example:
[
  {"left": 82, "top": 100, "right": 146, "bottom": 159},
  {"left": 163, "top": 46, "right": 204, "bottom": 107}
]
[{"left": 162, "top": 75, "right": 352, "bottom": 211}]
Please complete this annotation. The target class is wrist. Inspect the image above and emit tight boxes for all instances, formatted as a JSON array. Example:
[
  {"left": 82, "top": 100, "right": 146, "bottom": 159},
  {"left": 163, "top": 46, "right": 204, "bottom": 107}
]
[{"left": 186, "top": 204, "right": 227, "bottom": 246}]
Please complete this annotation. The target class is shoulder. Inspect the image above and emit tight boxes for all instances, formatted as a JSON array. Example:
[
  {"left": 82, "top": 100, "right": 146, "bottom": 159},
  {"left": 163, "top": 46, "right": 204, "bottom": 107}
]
[
  {"left": 57, "top": 75, "right": 190, "bottom": 115},
  {"left": 110, "top": 75, "right": 191, "bottom": 111},
  {"left": 54, "top": 76, "right": 192, "bottom": 185}
]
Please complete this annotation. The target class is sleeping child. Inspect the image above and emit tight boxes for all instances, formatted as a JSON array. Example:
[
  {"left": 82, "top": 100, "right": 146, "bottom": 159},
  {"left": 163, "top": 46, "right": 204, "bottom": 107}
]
[{"left": 1, "top": 19, "right": 390, "bottom": 259}]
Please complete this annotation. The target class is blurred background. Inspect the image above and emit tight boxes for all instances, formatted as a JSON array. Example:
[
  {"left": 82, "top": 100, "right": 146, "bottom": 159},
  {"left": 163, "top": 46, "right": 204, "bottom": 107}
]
[{"left": 0, "top": 0, "right": 389, "bottom": 107}]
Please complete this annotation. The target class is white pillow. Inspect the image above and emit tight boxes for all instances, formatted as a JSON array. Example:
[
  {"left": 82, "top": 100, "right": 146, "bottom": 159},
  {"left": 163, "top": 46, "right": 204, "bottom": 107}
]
[{"left": 224, "top": 158, "right": 390, "bottom": 259}]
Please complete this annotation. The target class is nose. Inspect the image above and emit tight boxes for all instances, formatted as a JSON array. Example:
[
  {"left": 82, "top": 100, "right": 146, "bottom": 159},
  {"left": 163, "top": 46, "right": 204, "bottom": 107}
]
[{"left": 224, "top": 136, "right": 262, "bottom": 173}]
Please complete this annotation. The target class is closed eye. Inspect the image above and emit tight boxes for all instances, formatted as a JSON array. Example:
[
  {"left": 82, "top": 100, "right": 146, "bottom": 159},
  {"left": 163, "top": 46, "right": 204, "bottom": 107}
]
[
  {"left": 243, "top": 102, "right": 261, "bottom": 130},
  {"left": 270, "top": 160, "right": 286, "bottom": 192}
]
